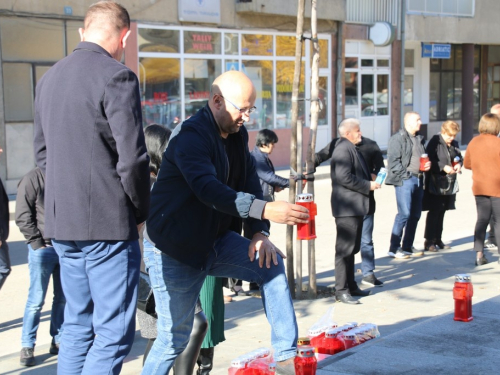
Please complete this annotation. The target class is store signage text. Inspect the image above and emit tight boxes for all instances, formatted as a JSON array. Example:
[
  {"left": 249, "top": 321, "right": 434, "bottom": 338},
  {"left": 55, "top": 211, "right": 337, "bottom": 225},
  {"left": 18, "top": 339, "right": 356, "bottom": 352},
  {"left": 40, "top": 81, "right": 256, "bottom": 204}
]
[
  {"left": 421, "top": 43, "right": 451, "bottom": 59},
  {"left": 191, "top": 34, "right": 213, "bottom": 52}
]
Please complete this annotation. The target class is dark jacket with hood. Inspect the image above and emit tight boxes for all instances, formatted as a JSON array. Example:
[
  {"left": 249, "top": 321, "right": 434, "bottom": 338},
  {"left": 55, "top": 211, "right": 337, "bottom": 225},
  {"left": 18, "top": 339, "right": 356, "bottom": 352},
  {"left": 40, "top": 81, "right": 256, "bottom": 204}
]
[{"left": 15, "top": 167, "right": 52, "bottom": 249}]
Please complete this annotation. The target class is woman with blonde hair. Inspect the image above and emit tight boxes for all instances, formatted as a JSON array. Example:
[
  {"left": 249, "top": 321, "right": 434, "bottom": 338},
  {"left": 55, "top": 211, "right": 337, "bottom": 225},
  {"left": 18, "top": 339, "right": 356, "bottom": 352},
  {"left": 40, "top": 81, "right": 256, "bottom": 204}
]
[
  {"left": 464, "top": 113, "right": 500, "bottom": 266},
  {"left": 423, "top": 121, "right": 462, "bottom": 252}
]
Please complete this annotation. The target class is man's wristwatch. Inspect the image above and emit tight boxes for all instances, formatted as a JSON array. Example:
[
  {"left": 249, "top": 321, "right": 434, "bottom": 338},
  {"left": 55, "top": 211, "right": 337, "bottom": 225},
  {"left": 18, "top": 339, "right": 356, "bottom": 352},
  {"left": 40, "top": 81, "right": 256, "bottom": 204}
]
[{"left": 259, "top": 230, "right": 270, "bottom": 238}]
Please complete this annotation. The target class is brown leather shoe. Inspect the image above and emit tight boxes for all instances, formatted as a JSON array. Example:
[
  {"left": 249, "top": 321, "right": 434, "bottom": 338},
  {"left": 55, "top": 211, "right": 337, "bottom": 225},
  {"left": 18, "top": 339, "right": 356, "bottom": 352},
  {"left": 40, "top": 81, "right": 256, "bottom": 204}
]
[
  {"left": 435, "top": 240, "right": 451, "bottom": 249},
  {"left": 424, "top": 240, "right": 438, "bottom": 252}
]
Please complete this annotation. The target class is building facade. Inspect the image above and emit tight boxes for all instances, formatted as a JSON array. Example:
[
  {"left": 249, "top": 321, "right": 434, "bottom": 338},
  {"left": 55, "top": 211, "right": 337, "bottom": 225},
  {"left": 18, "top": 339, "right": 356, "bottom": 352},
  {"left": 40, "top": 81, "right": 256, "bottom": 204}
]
[{"left": 0, "top": 0, "right": 498, "bottom": 193}]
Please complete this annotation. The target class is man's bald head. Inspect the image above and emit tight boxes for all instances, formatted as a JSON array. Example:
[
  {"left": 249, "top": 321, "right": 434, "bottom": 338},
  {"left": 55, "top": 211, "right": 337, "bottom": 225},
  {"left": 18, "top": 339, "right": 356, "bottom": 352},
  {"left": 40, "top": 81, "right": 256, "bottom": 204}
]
[
  {"left": 491, "top": 103, "right": 500, "bottom": 116},
  {"left": 211, "top": 71, "right": 256, "bottom": 101},
  {"left": 209, "top": 71, "right": 257, "bottom": 138}
]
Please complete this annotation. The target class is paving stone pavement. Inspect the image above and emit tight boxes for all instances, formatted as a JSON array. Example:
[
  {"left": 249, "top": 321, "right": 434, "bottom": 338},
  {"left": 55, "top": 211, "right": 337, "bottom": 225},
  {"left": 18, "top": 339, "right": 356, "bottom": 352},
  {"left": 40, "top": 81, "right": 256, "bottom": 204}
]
[{"left": 0, "top": 163, "right": 499, "bottom": 374}]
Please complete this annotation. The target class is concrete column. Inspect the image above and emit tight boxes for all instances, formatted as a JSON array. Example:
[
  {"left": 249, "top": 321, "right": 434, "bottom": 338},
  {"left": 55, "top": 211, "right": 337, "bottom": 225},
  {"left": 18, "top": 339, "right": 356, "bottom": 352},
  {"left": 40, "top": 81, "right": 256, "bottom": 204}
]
[
  {"left": 391, "top": 39, "right": 402, "bottom": 134},
  {"left": 462, "top": 43, "right": 474, "bottom": 144}
]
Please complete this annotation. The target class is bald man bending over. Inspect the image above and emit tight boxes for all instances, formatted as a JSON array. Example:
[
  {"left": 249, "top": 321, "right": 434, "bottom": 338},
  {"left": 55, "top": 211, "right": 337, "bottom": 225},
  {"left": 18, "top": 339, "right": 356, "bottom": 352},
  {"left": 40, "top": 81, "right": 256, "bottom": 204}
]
[
  {"left": 143, "top": 70, "right": 308, "bottom": 374},
  {"left": 34, "top": 2, "right": 150, "bottom": 374}
]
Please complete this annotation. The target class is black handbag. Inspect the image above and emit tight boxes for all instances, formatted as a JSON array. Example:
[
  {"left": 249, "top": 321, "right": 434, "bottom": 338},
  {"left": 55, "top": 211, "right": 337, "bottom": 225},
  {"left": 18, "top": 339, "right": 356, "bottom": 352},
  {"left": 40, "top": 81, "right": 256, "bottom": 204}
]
[
  {"left": 428, "top": 172, "right": 459, "bottom": 196},
  {"left": 137, "top": 272, "right": 157, "bottom": 318}
]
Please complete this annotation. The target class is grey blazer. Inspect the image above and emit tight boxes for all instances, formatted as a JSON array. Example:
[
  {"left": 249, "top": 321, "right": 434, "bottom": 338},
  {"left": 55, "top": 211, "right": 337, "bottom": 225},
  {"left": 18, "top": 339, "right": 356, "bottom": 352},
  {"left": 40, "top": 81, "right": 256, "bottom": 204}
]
[{"left": 34, "top": 42, "right": 150, "bottom": 241}]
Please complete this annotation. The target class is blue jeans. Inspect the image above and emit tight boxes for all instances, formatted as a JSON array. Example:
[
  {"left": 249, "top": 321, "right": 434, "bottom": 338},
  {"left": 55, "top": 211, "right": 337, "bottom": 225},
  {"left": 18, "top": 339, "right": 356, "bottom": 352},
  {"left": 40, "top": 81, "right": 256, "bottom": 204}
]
[
  {"left": 360, "top": 215, "right": 375, "bottom": 277},
  {"left": 53, "top": 240, "right": 140, "bottom": 375},
  {"left": 21, "top": 245, "right": 65, "bottom": 348},
  {"left": 0, "top": 241, "right": 10, "bottom": 290},
  {"left": 142, "top": 231, "right": 298, "bottom": 374},
  {"left": 390, "top": 176, "right": 424, "bottom": 250}
]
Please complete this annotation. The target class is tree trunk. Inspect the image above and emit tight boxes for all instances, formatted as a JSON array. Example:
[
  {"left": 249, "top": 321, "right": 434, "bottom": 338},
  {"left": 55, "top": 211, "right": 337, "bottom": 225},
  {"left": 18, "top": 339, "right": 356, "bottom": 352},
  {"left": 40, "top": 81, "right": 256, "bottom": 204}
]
[
  {"left": 306, "top": 0, "right": 319, "bottom": 298},
  {"left": 286, "top": 0, "right": 306, "bottom": 299}
]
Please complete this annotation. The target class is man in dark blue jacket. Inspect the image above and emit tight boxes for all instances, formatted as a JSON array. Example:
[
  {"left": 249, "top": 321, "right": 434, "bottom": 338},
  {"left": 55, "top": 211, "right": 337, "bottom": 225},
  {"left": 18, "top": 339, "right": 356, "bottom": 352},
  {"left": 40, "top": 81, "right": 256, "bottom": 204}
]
[
  {"left": 33, "top": 2, "right": 150, "bottom": 373},
  {"left": 143, "top": 70, "right": 309, "bottom": 375},
  {"left": 252, "top": 129, "right": 290, "bottom": 202}
]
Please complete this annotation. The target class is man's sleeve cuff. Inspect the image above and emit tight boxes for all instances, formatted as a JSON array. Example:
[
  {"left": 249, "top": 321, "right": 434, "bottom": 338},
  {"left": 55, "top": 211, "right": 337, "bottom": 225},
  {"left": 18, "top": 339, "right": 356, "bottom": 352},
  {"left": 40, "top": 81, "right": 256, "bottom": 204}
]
[{"left": 249, "top": 199, "right": 267, "bottom": 220}]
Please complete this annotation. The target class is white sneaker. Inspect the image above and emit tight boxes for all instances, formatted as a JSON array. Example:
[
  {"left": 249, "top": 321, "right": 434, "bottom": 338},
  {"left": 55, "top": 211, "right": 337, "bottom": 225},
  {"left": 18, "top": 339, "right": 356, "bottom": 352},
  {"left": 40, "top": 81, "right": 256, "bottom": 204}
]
[
  {"left": 388, "top": 249, "right": 410, "bottom": 259},
  {"left": 484, "top": 242, "right": 498, "bottom": 250}
]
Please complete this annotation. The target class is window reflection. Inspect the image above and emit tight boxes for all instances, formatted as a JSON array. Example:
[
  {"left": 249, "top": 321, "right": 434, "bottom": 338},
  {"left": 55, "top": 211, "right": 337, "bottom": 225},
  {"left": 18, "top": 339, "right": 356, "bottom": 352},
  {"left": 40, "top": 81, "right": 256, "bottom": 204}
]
[
  {"left": 184, "top": 59, "right": 221, "bottom": 118},
  {"left": 361, "top": 75, "right": 374, "bottom": 117},
  {"left": 404, "top": 75, "right": 414, "bottom": 114},
  {"left": 242, "top": 60, "right": 273, "bottom": 129},
  {"left": 184, "top": 31, "right": 221, "bottom": 54},
  {"left": 224, "top": 33, "right": 239, "bottom": 55},
  {"left": 276, "top": 61, "right": 305, "bottom": 128},
  {"left": 242, "top": 34, "right": 273, "bottom": 56},
  {"left": 138, "top": 28, "right": 180, "bottom": 53},
  {"left": 139, "top": 57, "right": 181, "bottom": 128},
  {"left": 377, "top": 75, "right": 389, "bottom": 115},
  {"left": 345, "top": 72, "right": 358, "bottom": 118}
]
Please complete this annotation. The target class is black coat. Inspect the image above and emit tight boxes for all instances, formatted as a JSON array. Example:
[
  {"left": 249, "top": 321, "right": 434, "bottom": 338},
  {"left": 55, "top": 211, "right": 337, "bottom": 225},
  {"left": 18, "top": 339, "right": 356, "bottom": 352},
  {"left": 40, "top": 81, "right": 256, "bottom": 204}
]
[
  {"left": 33, "top": 42, "right": 150, "bottom": 241},
  {"left": 316, "top": 136, "right": 384, "bottom": 214},
  {"left": 330, "top": 138, "right": 371, "bottom": 217},
  {"left": 422, "top": 134, "right": 461, "bottom": 211},
  {"left": 15, "top": 168, "right": 51, "bottom": 249}
]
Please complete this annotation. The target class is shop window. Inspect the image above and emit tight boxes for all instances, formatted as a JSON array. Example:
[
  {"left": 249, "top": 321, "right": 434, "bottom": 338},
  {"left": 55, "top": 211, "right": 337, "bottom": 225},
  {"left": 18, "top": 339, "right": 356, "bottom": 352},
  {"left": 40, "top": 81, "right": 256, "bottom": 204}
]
[
  {"left": 2, "top": 63, "right": 33, "bottom": 122},
  {"left": 139, "top": 57, "right": 181, "bottom": 128},
  {"left": 0, "top": 17, "right": 64, "bottom": 61},
  {"left": 404, "top": 75, "right": 414, "bottom": 114},
  {"left": 377, "top": 59, "right": 389, "bottom": 67},
  {"left": 309, "top": 39, "right": 329, "bottom": 69},
  {"left": 224, "top": 33, "right": 239, "bottom": 55},
  {"left": 405, "top": 49, "right": 414, "bottom": 68},
  {"left": 184, "top": 59, "right": 221, "bottom": 118},
  {"left": 345, "top": 72, "right": 358, "bottom": 118},
  {"left": 184, "top": 31, "right": 221, "bottom": 55},
  {"left": 242, "top": 60, "right": 273, "bottom": 129},
  {"left": 277, "top": 35, "right": 304, "bottom": 57},
  {"left": 276, "top": 61, "right": 305, "bottom": 128},
  {"left": 318, "top": 77, "right": 328, "bottom": 125},
  {"left": 346, "top": 57, "right": 358, "bottom": 68},
  {"left": 138, "top": 28, "right": 180, "bottom": 53},
  {"left": 429, "top": 44, "right": 480, "bottom": 121},
  {"left": 242, "top": 34, "right": 273, "bottom": 56}
]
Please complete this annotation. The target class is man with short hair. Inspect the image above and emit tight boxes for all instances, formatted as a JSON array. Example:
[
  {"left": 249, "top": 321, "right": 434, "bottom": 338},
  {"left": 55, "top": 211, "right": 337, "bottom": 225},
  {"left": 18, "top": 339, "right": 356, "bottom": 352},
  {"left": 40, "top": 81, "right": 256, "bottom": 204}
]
[
  {"left": 386, "top": 111, "right": 431, "bottom": 259},
  {"left": 33, "top": 2, "right": 150, "bottom": 373},
  {"left": 330, "top": 118, "right": 380, "bottom": 304},
  {"left": 316, "top": 135, "right": 385, "bottom": 287},
  {"left": 143, "top": 70, "right": 309, "bottom": 375}
]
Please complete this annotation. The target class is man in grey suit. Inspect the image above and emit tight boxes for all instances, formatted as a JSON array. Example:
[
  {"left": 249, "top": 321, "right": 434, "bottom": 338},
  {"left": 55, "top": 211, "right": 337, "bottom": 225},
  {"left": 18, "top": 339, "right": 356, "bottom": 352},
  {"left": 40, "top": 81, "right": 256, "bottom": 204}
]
[
  {"left": 33, "top": 2, "right": 150, "bottom": 374},
  {"left": 331, "top": 119, "right": 380, "bottom": 304}
]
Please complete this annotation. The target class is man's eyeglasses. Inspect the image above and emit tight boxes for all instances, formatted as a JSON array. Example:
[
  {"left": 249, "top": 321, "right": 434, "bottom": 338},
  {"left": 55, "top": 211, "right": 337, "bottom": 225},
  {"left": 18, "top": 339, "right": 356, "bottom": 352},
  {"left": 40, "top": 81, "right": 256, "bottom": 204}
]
[{"left": 220, "top": 95, "right": 256, "bottom": 115}]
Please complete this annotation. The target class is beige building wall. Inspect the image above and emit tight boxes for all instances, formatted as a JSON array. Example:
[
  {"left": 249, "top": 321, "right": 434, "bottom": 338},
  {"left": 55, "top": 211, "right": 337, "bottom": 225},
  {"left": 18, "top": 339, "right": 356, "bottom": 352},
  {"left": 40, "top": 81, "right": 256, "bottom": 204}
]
[
  {"left": 405, "top": 0, "right": 500, "bottom": 44},
  {"left": 0, "top": 0, "right": 343, "bottom": 31}
]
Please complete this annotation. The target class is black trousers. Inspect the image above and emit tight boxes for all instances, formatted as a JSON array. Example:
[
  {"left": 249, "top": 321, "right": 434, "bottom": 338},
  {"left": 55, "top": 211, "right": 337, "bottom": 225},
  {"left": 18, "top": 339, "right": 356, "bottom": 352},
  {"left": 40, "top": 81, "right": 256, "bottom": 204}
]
[
  {"left": 474, "top": 196, "right": 500, "bottom": 254},
  {"left": 334, "top": 216, "right": 363, "bottom": 295},
  {"left": 424, "top": 208, "right": 446, "bottom": 241}
]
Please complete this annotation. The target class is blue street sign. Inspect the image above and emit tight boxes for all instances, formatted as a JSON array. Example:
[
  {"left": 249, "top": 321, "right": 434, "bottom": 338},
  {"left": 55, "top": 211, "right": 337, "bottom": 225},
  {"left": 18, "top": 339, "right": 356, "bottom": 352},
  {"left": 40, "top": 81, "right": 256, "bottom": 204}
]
[
  {"left": 421, "top": 43, "right": 451, "bottom": 59},
  {"left": 64, "top": 6, "right": 73, "bottom": 15}
]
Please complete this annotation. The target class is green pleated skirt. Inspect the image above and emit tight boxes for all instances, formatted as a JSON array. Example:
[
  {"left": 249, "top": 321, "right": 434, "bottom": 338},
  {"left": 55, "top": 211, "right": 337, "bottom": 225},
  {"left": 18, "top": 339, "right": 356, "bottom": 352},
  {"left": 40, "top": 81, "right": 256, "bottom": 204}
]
[{"left": 199, "top": 276, "right": 226, "bottom": 348}]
